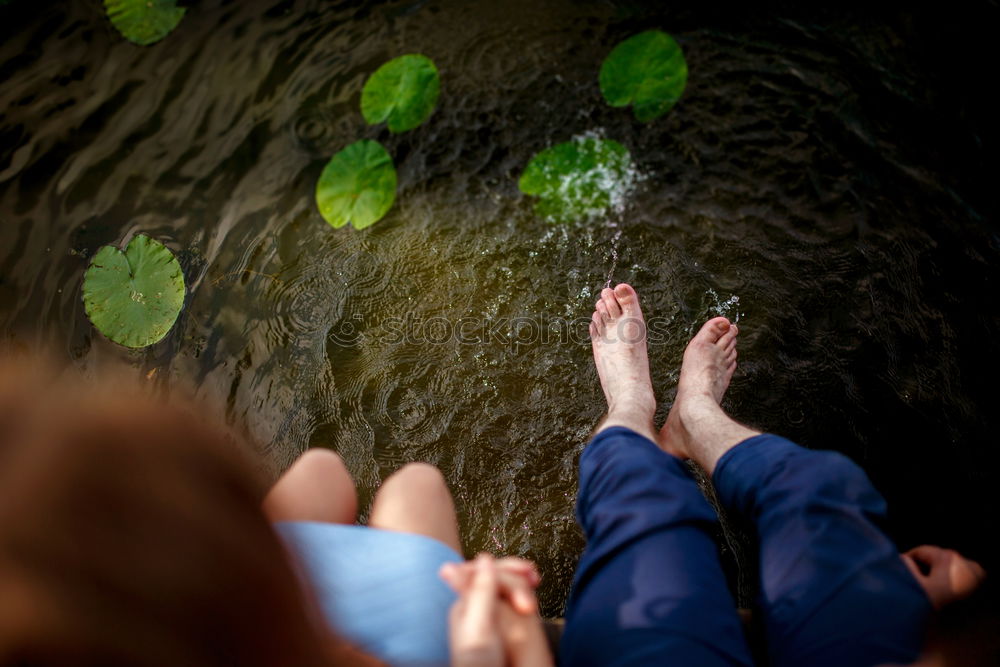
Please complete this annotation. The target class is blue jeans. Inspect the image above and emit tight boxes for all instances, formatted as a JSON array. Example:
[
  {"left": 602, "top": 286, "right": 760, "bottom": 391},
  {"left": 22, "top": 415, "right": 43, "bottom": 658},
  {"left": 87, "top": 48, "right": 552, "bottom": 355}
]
[{"left": 559, "top": 427, "right": 931, "bottom": 666}]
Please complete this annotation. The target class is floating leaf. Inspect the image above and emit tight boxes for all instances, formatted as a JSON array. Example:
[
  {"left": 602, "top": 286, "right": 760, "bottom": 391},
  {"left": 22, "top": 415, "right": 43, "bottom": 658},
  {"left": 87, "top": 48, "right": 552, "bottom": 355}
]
[
  {"left": 361, "top": 54, "right": 441, "bottom": 133},
  {"left": 315, "top": 139, "right": 397, "bottom": 230},
  {"left": 82, "top": 234, "right": 185, "bottom": 348},
  {"left": 519, "top": 134, "right": 635, "bottom": 223},
  {"left": 599, "top": 30, "right": 687, "bottom": 122},
  {"left": 104, "top": 0, "right": 185, "bottom": 46}
]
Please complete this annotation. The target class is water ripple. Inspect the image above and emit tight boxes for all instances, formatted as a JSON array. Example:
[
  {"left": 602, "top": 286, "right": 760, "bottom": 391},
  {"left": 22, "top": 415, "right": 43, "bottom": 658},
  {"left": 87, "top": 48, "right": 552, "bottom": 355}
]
[{"left": 2, "top": 0, "right": 999, "bottom": 614}]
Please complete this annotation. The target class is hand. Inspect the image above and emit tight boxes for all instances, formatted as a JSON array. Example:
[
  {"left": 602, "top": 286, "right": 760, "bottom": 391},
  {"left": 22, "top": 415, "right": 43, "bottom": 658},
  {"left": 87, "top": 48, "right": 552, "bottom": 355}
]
[
  {"left": 441, "top": 555, "right": 541, "bottom": 615},
  {"left": 442, "top": 553, "right": 553, "bottom": 667},
  {"left": 445, "top": 553, "right": 506, "bottom": 667},
  {"left": 901, "top": 545, "right": 986, "bottom": 609}
]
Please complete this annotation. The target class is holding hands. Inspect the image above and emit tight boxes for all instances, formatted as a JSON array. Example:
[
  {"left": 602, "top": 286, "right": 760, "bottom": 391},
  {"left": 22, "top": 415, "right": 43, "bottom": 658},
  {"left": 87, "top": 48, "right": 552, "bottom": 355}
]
[{"left": 440, "top": 554, "right": 554, "bottom": 667}]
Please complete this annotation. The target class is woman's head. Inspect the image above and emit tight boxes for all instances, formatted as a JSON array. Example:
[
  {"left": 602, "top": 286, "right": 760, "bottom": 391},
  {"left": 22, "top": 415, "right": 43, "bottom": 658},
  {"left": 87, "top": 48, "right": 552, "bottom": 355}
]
[{"left": 0, "top": 365, "right": 375, "bottom": 666}]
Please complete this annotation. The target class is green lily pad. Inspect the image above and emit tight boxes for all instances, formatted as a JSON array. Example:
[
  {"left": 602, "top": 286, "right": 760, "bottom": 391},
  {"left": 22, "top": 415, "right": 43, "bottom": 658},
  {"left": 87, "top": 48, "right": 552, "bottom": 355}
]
[
  {"left": 315, "top": 139, "right": 397, "bottom": 230},
  {"left": 519, "top": 135, "right": 635, "bottom": 223},
  {"left": 104, "top": 0, "right": 185, "bottom": 46},
  {"left": 599, "top": 30, "right": 688, "bottom": 122},
  {"left": 361, "top": 54, "right": 441, "bottom": 133},
  {"left": 82, "top": 235, "right": 186, "bottom": 348}
]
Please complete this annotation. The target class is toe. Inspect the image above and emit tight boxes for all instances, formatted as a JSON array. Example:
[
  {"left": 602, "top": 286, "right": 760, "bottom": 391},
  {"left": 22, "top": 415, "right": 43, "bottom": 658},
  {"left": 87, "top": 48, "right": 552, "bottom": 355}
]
[
  {"left": 614, "top": 283, "right": 644, "bottom": 319},
  {"left": 601, "top": 288, "right": 622, "bottom": 318},
  {"left": 697, "top": 317, "right": 731, "bottom": 344},
  {"left": 612, "top": 283, "right": 640, "bottom": 314},
  {"left": 724, "top": 360, "right": 737, "bottom": 382},
  {"left": 596, "top": 300, "right": 611, "bottom": 322},
  {"left": 718, "top": 323, "right": 738, "bottom": 348},
  {"left": 722, "top": 335, "right": 737, "bottom": 355},
  {"left": 591, "top": 311, "right": 604, "bottom": 334}
]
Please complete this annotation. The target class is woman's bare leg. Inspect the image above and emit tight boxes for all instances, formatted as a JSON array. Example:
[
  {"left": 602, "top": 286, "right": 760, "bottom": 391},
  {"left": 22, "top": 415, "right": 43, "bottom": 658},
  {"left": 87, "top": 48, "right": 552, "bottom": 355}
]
[
  {"left": 369, "top": 463, "right": 462, "bottom": 554},
  {"left": 263, "top": 449, "right": 358, "bottom": 524}
]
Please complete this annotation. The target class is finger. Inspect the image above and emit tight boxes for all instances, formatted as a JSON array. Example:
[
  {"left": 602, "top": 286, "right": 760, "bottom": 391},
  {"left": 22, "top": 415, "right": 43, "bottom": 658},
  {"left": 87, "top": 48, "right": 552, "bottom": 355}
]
[
  {"left": 495, "top": 557, "right": 541, "bottom": 587},
  {"left": 966, "top": 558, "right": 987, "bottom": 584},
  {"left": 440, "top": 562, "right": 471, "bottom": 593},
  {"left": 905, "top": 545, "right": 948, "bottom": 568},
  {"left": 494, "top": 557, "right": 534, "bottom": 571},
  {"left": 449, "top": 556, "right": 541, "bottom": 602},
  {"left": 900, "top": 553, "right": 927, "bottom": 582},
  {"left": 496, "top": 570, "right": 537, "bottom": 615},
  {"left": 906, "top": 546, "right": 953, "bottom": 580},
  {"left": 442, "top": 561, "right": 477, "bottom": 591},
  {"left": 463, "top": 553, "right": 499, "bottom": 634}
]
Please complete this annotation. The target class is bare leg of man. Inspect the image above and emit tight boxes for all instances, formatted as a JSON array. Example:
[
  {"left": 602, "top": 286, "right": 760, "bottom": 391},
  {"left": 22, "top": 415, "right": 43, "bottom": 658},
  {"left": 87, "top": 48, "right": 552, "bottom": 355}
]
[
  {"left": 262, "top": 448, "right": 358, "bottom": 524},
  {"left": 659, "top": 318, "right": 931, "bottom": 667},
  {"left": 369, "top": 463, "right": 462, "bottom": 554},
  {"left": 659, "top": 317, "right": 760, "bottom": 473},
  {"left": 590, "top": 284, "right": 658, "bottom": 441},
  {"left": 561, "top": 285, "right": 754, "bottom": 667}
]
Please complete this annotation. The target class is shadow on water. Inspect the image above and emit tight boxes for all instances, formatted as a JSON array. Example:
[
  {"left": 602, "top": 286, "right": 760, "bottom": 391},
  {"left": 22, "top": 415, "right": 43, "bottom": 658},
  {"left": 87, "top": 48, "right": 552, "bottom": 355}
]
[{"left": 1, "top": 0, "right": 999, "bottom": 614}]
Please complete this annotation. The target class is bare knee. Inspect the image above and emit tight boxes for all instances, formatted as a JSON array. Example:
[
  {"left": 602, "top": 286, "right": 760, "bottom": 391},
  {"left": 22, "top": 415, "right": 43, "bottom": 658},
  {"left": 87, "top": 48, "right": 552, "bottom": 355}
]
[
  {"left": 370, "top": 462, "right": 460, "bottom": 552},
  {"left": 292, "top": 448, "right": 352, "bottom": 484},
  {"left": 381, "top": 462, "right": 449, "bottom": 497},
  {"left": 263, "top": 448, "right": 357, "bottom": 524}
]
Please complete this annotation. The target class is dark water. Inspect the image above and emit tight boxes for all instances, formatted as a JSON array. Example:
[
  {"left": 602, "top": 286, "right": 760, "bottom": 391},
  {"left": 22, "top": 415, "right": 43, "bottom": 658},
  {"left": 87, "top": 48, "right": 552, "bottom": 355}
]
[{"left": 2, "top": 0, "right": 998, "bottom": 615}]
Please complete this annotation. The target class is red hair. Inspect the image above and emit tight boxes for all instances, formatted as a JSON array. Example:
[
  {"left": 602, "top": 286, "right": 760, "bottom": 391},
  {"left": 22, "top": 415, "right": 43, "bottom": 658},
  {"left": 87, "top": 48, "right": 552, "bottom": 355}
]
[{"left": 0, "top": 363, "right": 380, "bottom": 666}]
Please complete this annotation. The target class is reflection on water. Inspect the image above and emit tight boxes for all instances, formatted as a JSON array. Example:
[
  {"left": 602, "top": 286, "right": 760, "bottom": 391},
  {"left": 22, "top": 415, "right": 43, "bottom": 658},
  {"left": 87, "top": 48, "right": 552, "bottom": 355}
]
[{"left": 2, "top": 0, "right": 999, "bottom": 614}]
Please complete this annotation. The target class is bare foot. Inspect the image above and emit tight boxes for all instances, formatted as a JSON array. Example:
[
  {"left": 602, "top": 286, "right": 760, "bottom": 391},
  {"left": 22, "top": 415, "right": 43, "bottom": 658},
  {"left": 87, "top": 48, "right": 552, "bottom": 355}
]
[
  {"left": 659, "top": 317, "right": 738, "bottom": 458},
  {"left": 590, "top": 284, "right": 657, "bottom": 441}
]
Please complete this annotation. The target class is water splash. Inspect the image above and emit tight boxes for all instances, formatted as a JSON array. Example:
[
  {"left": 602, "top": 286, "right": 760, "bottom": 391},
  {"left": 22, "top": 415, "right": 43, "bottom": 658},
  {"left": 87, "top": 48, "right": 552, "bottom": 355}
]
[
  {"left": 603, "top": 223, "right": 623, "bottom": 289},
  {"left": 706, "top": 288, "right": 741, "bottom": 323},
  {"left": 527, "top": 128, "right": 645, "bottom": 224}
]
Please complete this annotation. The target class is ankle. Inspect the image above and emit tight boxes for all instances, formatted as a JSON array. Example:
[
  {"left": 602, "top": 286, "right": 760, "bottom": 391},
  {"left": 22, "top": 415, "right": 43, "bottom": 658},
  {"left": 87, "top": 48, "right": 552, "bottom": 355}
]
[
  {"left": 603, "top": 403, "right": 657, "bottom": 441},
  {"left": 675, "top": 400, "right": 760, "bottom": 475},
  {"left": 608, "top": 392, "right": 655, "bottom": 416},
  {"left": 611, "top": 401, "right": 655, "bottom": 429},
  {"left": 677, "top": 392, "right": 721, "bottom": 429},
  {"left": 659, "top": 409, "right": 690, "bottom": 458},
  {"left": 672, "top": 396, "right": 726, "bottom": 467}
]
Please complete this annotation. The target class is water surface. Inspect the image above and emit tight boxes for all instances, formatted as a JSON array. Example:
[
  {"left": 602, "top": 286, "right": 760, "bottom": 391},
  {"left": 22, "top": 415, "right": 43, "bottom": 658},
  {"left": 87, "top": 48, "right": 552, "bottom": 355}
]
[{"left": 2, "top": 0, "right": 998, "bottom": 613}]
